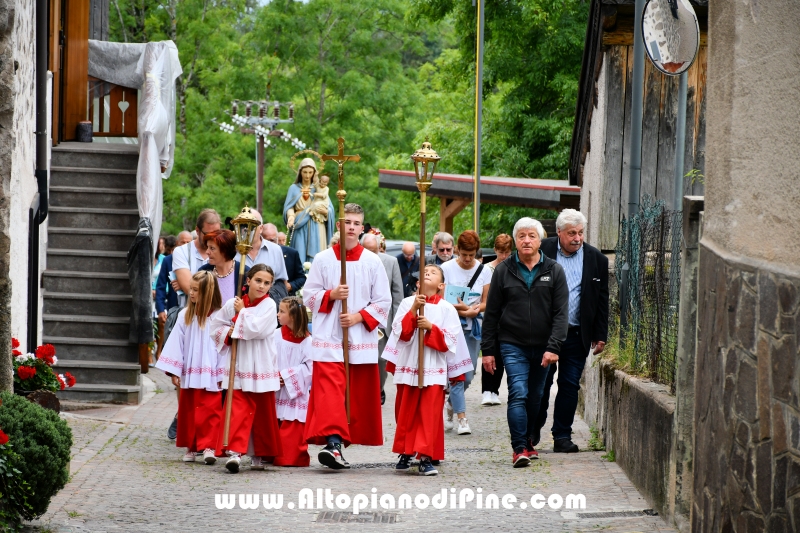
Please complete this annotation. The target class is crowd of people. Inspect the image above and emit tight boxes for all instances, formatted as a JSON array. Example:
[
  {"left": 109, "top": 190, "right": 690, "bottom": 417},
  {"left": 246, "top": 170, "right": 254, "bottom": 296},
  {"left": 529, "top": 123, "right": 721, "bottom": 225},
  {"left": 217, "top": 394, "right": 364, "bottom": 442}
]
[{"left": 149, "top": 202, "right": 608, "bottom": 474}]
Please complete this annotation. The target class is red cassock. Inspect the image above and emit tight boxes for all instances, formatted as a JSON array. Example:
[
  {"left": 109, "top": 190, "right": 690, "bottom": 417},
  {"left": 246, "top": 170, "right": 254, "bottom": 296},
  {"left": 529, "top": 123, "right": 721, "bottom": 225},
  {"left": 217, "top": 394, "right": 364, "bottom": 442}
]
[
  {"left": 215, "top": 390, "right": 283, "bottom": 458},
  {"left": 303, "top": 361, "right": 383, "bottom": 447},
  {"left": 273, "top": 420, "right": 310, "bottom": 467},
  {"left": 176, "top": 388, "right": 223, "bottom": 452}
]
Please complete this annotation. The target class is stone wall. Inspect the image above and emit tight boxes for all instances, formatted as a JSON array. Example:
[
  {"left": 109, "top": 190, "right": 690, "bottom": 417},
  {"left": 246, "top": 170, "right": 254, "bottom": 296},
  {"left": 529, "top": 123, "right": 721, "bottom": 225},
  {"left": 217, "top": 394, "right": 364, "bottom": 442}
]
[
  {"left": 9, "top": 0, "right": 39, "bottom": 349},
  {"left": 691, "top": 242, "right": 800, "bottom": 531},
  {"left": 579, "top": 59, "right": 606, "bottom": 248},
  {"left": 581, "top": 358, "right": 676, "bottom": 518}
]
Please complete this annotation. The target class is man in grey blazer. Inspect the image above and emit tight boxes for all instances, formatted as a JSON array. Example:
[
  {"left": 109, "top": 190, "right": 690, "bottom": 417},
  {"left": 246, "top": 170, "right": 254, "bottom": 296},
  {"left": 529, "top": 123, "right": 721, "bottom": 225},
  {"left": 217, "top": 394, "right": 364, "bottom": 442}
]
[{"left": 362, "top": 234, "right": 404, "bottom": 405}]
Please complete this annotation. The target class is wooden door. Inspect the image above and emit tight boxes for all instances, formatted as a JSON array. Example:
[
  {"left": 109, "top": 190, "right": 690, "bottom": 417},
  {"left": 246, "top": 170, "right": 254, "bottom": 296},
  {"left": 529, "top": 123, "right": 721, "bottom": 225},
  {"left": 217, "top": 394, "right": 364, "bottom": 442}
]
[{"left": 61, "top": 0, "right": 89, "bottom": 142}]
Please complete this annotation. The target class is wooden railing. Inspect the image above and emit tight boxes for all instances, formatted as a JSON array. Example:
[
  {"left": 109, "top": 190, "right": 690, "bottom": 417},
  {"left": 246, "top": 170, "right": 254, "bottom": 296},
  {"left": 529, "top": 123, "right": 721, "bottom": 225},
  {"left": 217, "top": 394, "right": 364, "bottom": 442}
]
[{"left": 88, "top": 77, "right": 138, "bottom": 137}]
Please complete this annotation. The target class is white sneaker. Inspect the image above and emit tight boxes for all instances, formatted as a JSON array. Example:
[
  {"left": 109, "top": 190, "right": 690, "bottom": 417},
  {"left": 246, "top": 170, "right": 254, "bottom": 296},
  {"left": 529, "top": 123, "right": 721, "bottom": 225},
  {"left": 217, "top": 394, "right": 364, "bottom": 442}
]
[
  {"left": 225, "top": 454, "right": 241, "bottom": 473},
  {"left": 203, "top": 449, "right": 216, "bottom": 465},
  {"left": 457, "top": 418, "right": 471, "bottom": 435},
  {"left": 481, "top": 391, "right": 493, "bottom": 405},
  {"left": 491, "top": 392, "right": 501, "bottom": 405},
  {"left": 182, "top": 450, "right": 196, "bottom": 462},
  {"left": 250, "top": 456, "right": 265, "bottom": 470},
  {"left": 444, "top": 404, "right": 454, "bottom": 430}
]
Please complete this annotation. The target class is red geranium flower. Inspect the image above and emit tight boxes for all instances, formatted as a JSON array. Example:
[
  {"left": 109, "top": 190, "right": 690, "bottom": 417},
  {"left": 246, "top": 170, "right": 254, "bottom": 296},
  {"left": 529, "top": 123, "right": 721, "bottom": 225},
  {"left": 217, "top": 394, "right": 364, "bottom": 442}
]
[
  {"left": 11, "top": 338, "right": 19, "bottom": 349},
  {"left": 65, "top": 372, "right": 77, "bottom": 387},
  {"left": 56, "top": 375, "right": 66, "bottom": 390},
  {"left": 0, "top": 429, "right": 8, "bottom": 445},
  {"left": 12, "top": 350, "right": 21, "bottom": 356},
  {"left": 17, "top": 366, "right": 36, "bottom": 380},
  {"left": 36, "top": 344, "right": 56, "bottom": 358}
]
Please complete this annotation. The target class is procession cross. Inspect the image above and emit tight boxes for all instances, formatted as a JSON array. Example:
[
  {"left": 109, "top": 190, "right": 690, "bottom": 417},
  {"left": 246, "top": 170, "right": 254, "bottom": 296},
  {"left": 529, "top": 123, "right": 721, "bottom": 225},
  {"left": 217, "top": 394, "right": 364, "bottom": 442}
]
[{"left": 321, "top": 137, "right": 360, "bottom": 422}]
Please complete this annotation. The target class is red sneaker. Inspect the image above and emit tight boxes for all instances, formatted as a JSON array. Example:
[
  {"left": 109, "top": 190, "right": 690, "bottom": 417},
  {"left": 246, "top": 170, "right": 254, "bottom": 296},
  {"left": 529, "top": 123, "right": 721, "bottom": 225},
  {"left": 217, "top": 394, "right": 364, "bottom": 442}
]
[
  {"left": 525, "top": 448, "right": 539, "bottom": 459},
  {"left": 513, "top": 449, "right": 531, "bottom": 468}
]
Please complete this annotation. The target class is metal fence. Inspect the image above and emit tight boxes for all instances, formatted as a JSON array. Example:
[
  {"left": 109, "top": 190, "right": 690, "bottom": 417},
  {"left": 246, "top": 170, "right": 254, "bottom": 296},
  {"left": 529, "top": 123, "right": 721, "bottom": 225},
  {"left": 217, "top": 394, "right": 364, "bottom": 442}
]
[{"left": 615, "top": 197, "right": 682, "bottom": 391}]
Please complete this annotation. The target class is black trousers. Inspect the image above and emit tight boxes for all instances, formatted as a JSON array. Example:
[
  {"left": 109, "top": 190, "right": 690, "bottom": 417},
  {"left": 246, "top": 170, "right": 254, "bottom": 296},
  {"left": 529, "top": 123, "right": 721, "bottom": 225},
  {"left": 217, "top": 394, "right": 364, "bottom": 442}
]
[{"left": 481, "top": 353, "right": 505, "bottom": 394}]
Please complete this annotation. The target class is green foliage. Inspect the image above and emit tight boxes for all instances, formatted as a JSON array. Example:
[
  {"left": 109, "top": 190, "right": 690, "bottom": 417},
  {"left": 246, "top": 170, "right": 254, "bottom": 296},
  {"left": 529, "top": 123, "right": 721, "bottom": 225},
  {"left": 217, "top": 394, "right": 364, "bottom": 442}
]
[
  {"left": 588, "top": 426, "right": 605, "bottom": 452},
  {"left": 109, "top": 0, "right": 584, "bottom": 244},
  {"left": 602, "top": 450, "right": 616, "bottom": 462},
  {"left": 0, "top": 441, "right": 34, "bottom": 530},
  {"left": 0, "top": 393, "right": 72, "bottom": 519}
]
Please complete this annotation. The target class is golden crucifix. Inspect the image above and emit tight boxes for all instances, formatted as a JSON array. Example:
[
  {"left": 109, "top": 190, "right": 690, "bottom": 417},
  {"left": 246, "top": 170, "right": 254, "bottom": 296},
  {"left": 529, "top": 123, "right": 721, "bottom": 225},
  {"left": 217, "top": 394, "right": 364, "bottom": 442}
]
[{"left": 321, "top": 137, "right": 360, "bottom": 422}]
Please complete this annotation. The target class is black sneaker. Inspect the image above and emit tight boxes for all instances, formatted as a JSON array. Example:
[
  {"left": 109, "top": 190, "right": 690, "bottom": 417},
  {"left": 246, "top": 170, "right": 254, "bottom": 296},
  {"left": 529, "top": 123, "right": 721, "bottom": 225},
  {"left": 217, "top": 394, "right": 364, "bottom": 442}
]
[
  {"left": 431, "top": 460, "right": 440, "bottom": 466},
  {"left": 381, "top": 390, "right": 386, "bottom": 405},
  {"left": 168, "top": 414, "right": 178, "bottom": 440},
  {"left": 531, "top": 425, "right": 541, "bottom": 447},
  {"left": 553, "top": 438, "right": 579, "bottom": 453},
  {"left": 419, "top": 458, "right": 438, "bottom": 476},
  {"left": 318, "top": 443, "right": 349, "bottom": 470},
  {"left": 395, "top": 454, "right": 412, "bottom": 472}
]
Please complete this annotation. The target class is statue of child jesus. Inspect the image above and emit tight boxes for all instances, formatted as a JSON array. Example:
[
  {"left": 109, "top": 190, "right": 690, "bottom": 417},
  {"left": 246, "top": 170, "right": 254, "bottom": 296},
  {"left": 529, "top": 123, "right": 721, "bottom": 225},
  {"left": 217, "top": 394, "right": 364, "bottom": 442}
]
[{"left": 310, "top": 174, "right": 331, "bottom": 224}]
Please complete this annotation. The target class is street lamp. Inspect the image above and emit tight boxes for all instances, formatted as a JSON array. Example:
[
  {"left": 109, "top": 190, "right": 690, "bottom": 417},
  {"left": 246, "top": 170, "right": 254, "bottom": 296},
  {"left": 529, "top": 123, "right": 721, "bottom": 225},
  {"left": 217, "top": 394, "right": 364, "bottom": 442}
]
[
  {"left": 222, "top": 202, "right": 262, "bottom": 447},
  {"left": 410, "top": 139, "right": 441, "bottom": 388},
  {"left": 213, "top": 84, "right": 311, "bottom": 212}
]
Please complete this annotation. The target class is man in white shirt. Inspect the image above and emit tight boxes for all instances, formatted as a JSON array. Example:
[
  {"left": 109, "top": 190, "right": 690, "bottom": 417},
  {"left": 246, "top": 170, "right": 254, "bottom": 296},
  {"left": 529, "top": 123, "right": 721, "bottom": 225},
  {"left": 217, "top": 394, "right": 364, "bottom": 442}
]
[
  {"left": 171, "top": 209, "right": 221, "bottom": 296},
  {"left": 166, "top": 208, "right": 221, "bottom": 441},
  {"left": 235, "top": 210, "right": 290, "bottom": 304}
]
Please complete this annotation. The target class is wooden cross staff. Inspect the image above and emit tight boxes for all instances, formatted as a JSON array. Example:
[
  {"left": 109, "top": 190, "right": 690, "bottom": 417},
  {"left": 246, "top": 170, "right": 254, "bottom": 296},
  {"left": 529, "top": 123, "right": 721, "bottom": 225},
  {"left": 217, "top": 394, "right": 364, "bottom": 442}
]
[{"left": 321, "top": 137, "right": 360, "bottom": 422}]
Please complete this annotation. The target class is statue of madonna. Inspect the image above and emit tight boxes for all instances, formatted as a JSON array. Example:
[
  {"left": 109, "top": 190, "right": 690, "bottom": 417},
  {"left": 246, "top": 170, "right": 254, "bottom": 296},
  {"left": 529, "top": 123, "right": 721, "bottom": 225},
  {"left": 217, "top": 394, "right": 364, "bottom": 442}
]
[{"left": 283, "top": 158, "right": 335, "bottom": 263}]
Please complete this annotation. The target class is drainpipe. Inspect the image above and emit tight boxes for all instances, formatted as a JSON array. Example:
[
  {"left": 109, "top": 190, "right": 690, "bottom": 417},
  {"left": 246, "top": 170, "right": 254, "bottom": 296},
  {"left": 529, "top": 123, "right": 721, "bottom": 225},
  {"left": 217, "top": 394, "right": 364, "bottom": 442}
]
[{"left": 28, "top": 0, "right": 50, "bottom": 351}]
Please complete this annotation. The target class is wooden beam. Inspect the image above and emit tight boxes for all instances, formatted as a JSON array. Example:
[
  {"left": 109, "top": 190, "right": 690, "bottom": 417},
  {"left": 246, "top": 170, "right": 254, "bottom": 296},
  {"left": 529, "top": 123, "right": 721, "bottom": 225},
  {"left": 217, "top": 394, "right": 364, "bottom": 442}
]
[
  {"left": 49, "top": 0, "right": 62, "bottom": 145},
  {"left": 439, "top": 198, "right": 470, "bottom": 234},
  {"left": 62, "top": 0, "right": 89, "bottom": 141}
]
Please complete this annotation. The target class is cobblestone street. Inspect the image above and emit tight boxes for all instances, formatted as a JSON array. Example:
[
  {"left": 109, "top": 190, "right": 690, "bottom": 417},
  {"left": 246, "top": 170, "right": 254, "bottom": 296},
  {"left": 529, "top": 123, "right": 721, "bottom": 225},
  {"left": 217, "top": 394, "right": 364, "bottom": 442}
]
[{"left": 29, "top": 368, "right": 677, "bottom": 532}]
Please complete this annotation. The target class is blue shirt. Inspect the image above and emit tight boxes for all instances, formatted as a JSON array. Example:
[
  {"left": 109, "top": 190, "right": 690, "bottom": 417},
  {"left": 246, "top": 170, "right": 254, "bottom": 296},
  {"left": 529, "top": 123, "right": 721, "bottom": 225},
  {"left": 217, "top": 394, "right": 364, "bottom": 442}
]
[
  {"left": 556, "top": 242, "right": 583, "bottom": 327},
  {"left": 515, "top": 252, "right": 544, "bottom": 288}
]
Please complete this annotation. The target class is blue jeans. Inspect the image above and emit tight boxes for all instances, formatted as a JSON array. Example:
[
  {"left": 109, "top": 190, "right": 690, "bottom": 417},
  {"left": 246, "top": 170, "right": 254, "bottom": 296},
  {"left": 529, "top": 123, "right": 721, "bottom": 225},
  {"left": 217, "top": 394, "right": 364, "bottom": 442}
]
[
  {"left": 501, "top": 343, "right": 549, "bottom": 451},
  {"left": 534, "top": 327, "right": 587, "bottom": 441},
  {"left": 448, "top": 329, "right": 480, "bottom": 415}
]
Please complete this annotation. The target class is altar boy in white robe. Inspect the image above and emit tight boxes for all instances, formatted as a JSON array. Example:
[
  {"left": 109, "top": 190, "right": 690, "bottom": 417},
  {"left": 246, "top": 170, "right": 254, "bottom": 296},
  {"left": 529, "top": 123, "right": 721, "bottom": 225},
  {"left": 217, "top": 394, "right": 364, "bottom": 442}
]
[
  {"left": 209, "top": 264, "right": 282, "bottom": 473},
  {"left": 382, "top": 264, "right": 473, "bottom": 476},
  {"left": 303, "top": 203, "right": 392, "bottom": 470}
]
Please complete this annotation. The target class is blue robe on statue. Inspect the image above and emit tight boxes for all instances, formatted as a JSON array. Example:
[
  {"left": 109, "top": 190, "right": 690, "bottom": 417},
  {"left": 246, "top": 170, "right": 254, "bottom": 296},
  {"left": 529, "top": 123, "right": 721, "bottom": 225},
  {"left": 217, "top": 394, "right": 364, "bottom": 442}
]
[{"left": 283, "top": 183, "right": 336, "bottom": 263}]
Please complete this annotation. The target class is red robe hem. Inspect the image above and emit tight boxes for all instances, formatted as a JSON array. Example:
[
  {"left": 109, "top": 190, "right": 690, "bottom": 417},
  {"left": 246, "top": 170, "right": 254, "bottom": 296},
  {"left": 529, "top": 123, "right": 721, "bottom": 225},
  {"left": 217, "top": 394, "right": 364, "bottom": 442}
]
[
  {"left": 392, "top": 384, "right": 446, "bottom": 460},
  {"left": 215, "top": 390, "right": 283, "bottom": 457},
  {"left": 176, "top": 388, "right": 223, "bottom": 452}
]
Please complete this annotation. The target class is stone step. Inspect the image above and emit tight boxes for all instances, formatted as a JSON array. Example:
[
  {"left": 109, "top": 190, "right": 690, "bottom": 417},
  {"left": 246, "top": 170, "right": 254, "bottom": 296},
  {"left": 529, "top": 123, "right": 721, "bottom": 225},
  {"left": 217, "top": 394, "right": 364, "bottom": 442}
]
[
  {"left": 43, "top": 336, "right": 138, "bottom": 363},
  {"left": 56, "top": 383, "right": 142, "bottom": 404},
  {"left": 43, "top": 271, "right": 130, "bottom": 295},
  {"left": 55, "top": 359, "right": 141, "bottom": 386},
  {"left": 48, "top": 206, "right": 139, "bottom": 231},
  {"left": 46, "top": 249, "right": 128, "bottom": 273},
  {"left": 48, "top": 227, "right": 136, "bottom": 252},
  {"left": 50, "top": 186, "right": 137, "bottom": 209},
  {"left": 43, "top": 314, "right": 130, "bottom": 340},
  {"left": 50, "top": 166, "right": 137, "bottom": 189},
  {"left": 43, "top": 291, "right": 132, "bottom": 317},
  {"left": 51, "top": 143, "right": 139, "bottom": 170}
]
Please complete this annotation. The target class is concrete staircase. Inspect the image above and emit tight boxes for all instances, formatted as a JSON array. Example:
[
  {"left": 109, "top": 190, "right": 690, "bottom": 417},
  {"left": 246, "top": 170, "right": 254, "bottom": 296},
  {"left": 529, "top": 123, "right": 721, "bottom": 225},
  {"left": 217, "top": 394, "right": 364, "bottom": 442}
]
[{"left": 46, "top": 142, "right": 143, "bottom": 404}]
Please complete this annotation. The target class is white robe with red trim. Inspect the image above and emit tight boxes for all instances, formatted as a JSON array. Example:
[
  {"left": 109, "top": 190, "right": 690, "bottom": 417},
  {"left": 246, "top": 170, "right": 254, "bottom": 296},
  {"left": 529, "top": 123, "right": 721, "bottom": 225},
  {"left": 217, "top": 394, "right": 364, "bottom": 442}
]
[
  {"left": 209, "top": 297, "right": 281, "bottom": 393},
  {"left": 303, "top": 244, "right": 392, "bottom": 365},
  {"left": 382, "top": 296, "right": 473, "bottom": 387},
  {"left": 155, "top": 309, "right": 224, "bottom": 391},
  {"left": 273, "top": 328, "right": 313, "bottom": 423}
]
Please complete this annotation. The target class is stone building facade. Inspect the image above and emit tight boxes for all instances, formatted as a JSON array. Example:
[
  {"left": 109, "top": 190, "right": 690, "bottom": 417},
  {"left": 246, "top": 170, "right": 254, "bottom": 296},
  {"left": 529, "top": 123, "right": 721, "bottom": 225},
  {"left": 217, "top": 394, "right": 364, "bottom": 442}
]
[
  {"left": 692, "top": 1, "right": 800, "bottom": 530},
  {"left": 0, "top": 0, "right": 44, "bottom": 388}
]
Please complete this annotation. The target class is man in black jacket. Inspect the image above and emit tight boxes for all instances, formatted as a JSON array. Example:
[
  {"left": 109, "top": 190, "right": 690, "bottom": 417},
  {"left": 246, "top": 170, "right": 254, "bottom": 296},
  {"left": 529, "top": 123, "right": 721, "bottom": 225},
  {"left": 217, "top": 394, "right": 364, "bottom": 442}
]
[
  {"left": 481, "top": 217, "right": 569, "bottom": 468},
  {"left": 263, "top": 223, "right": 307, "bottom": 295},
  {"left": 534, "top": 209, "right": 609, "bottom": 453},
  {"left": 396, "top": 242, "right": 420, "bottom": 297}
]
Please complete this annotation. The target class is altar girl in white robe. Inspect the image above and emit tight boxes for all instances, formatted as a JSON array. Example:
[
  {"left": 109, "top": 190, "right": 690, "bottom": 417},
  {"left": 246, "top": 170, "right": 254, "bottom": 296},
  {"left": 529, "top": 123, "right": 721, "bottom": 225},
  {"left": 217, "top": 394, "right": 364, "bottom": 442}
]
[
  {"left": 155, "top": 271, "right": 224, "bottom": 465},
  {"left": 382, "top": 264, "right": 473, "bottom": 476},
  {"left": 209, "top": 263, "right": 282, "bottom": 473},
  {"left": 270, "top": 296, "right": 313, "bottom": 467}
]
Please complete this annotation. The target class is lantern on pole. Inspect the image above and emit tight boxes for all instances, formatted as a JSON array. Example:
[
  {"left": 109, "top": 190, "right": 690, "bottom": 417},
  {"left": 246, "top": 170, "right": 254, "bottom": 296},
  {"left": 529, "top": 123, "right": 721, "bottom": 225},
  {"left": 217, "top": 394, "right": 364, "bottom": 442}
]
[
  {"left": 222, "top": 203, "right": 262, "bottom": 446},
  {"left": 410, "top": 139, "right": 441, "bottom": 388}
]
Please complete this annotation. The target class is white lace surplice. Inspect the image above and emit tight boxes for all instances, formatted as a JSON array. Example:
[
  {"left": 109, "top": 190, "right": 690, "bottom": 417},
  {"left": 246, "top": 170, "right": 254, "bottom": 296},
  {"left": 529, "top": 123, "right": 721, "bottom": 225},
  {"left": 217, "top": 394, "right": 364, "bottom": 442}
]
[
  {"left": 382, "top": 296, "right": 474, "bottom": 387},
  {"left": 155, "top": 309, "right": 224, "bottom": 391},
  {"left": 209, "top": 298, "right": 280, "bottom": 393},
  {"left": 273, "top": 329, "right": 313, "bottom": 423},
  {"left": 303, "top": 247, "right": 392, "bottom": 364}
]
